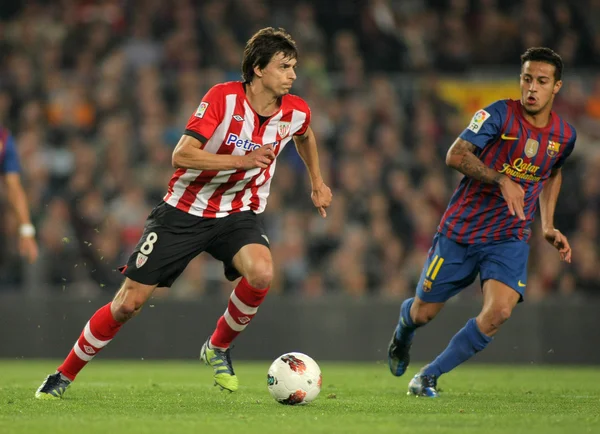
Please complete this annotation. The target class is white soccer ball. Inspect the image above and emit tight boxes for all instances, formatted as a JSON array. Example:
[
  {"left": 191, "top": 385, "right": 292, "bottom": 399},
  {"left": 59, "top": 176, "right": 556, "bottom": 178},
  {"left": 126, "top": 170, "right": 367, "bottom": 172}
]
[{"left": 267, "top": 352, "right": 322, "bottom": 405}]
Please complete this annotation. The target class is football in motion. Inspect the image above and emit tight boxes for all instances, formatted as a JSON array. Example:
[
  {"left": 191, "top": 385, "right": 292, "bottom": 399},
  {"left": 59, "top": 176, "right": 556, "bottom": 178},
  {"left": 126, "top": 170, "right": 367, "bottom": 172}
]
[{"left": 267, "top": 352, "right": 322, "bottom": 405}]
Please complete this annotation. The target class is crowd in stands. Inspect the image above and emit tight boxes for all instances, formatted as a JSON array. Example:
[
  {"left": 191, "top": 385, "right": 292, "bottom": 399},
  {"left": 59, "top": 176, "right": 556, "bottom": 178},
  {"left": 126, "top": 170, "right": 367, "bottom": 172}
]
[{"left": 0, "top": 0, "right": 598, "bottom": 300}]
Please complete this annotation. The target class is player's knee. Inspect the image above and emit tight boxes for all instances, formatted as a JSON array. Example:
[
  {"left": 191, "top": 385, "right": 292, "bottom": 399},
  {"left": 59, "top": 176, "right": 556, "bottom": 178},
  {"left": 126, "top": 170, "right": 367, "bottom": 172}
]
[
  {"left": 412, "top": 306, "right": 438, "bottom": 325},
  {"left": 112, "top": 281, "right": 150, "bottom": 321},
  {"left": 245, "top": 260, "right": 273, "bottom": 289},
  {"left": 481, "top": 305, "right": 512, "bottom": 331},
  {"left": 493, "top": 306, "right": 512, "bottom": 324}
]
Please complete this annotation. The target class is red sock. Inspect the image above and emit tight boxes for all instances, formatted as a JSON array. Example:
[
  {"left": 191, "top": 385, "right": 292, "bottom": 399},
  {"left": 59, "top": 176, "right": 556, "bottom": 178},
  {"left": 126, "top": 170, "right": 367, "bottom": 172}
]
[
  {"left": 57, "top": 302, "right": 123, "bottom": 381},
  {"left": 210, "top": 278, "right": 269, "bottom": 349}
]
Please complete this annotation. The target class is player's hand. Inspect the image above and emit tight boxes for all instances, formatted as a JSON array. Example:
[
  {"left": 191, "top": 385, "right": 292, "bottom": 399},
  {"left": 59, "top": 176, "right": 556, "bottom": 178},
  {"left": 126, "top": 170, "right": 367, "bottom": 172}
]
[
  {"left": 498, "top": 175, "right": 526, "bottom": 220},
  {"left": 543, "top": 228, "right": 572, "bottom": 263},
  {"left": 311, "top": 182, "right": 332, "bottom": 218},
  {"left": 239, "top": 144, "right": 276, "bottom": 169},
  {"left": 19, "top": 235, "right": 39, "bottom": 264}
]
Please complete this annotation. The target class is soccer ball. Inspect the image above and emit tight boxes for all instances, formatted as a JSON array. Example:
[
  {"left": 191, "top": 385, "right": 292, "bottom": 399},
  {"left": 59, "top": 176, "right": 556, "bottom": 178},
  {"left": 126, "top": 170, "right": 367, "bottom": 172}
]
[{"left": 267, "top": 352, "right": 322, "bottom": 405}]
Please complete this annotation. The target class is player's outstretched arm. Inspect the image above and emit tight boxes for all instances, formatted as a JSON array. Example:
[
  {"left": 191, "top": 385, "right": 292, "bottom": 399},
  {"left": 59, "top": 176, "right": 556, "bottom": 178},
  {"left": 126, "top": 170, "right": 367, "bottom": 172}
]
[
  {"left": 293, "top": 126, "right": 332, "bottom": 218},
  {"left": 539, "top": 168, "right": 571, "bottom": 263},
  {"left": 4, "top": 173, "right": 38, "bottom": 263},
  {"left": 172, "top": 135, "right": 275, "bottom": 171},
  {"left": 446, "top": 138, "right": 526, "bottom": 220}
]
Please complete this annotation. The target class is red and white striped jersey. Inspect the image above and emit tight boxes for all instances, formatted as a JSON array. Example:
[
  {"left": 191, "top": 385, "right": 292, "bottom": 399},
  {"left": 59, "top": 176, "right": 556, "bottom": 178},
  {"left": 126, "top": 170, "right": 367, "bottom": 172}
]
[{"left": 164, "top": 81, "right": 311, "bottom": 218}]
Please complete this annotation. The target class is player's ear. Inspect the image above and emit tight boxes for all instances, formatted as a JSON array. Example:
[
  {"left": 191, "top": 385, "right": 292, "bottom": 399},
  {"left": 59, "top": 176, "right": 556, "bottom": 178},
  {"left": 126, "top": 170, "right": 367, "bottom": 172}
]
[
  {"left": 553, "top": 79, "right": 562, "bottom": 95},
  {"left": 253, "top": 65, "right": 263, "bottom": 79}
]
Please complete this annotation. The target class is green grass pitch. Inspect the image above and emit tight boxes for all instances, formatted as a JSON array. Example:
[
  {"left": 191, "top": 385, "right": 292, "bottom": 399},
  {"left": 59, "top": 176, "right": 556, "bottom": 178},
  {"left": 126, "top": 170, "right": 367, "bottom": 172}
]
[{"left": 1, "top": 360, "right": 599, "bottom": 434}]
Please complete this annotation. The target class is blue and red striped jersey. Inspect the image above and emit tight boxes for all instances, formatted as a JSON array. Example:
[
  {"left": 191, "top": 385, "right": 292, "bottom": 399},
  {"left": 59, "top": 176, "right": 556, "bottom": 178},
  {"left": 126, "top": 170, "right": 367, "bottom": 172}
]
[
  {"left": 438, "top": 99, "right": 576, "bottom": 244},
  {"left": 0, "top": 127, "right": 21, "bottom": 175}
]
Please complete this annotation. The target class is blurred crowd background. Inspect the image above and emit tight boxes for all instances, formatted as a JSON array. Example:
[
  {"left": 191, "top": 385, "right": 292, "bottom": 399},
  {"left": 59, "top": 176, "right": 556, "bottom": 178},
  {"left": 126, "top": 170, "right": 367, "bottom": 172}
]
[{"left": 0, "top": 0, "right": 598, "bottom": 301}]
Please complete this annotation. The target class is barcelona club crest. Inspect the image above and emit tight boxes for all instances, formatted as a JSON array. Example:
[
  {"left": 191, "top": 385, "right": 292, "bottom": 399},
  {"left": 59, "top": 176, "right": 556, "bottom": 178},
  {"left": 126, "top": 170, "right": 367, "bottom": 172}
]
[
  {"left": 546, "top": 140, "right": 561, "bottom": 158},
  {"left": 277, "top": 121, "right": 291, "bottom": 138},
  {"left": 524, "top": 138, "right": 539, "bottom": 158}
]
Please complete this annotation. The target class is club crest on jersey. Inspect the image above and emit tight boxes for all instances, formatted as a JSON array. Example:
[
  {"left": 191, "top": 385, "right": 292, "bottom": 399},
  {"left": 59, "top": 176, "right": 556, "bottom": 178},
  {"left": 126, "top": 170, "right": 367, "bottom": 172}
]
[
  {"left": 195, "top": 102, "right": 209, "bottom": 118},
  {"left": 277, "top": 121, "right": 291, "bottom": 138},
  {"left": 136, "top": 253, "right": 148, "bottom": 268},
  {"left": 546, "top": 140, "right": 561, "bottom": 158},
  {"left": 524, "top": 138, "right": 539, "bottom": 158}
]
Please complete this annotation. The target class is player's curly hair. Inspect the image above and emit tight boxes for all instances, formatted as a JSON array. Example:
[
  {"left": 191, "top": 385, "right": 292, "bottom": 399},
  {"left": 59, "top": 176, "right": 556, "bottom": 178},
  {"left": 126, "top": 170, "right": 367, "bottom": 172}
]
[
  {"left": 242, "top": 27, "right": 298, "bottom": 83},
  {"left": 520, "top": 47, "right": 563, "bottom": 81}
]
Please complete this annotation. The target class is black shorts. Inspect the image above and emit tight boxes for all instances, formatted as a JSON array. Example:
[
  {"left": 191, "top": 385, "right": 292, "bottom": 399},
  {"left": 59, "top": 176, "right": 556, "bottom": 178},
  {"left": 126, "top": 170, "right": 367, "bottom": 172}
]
[{"left": 120, "top": 202, "right": 270, "bottom": 287}]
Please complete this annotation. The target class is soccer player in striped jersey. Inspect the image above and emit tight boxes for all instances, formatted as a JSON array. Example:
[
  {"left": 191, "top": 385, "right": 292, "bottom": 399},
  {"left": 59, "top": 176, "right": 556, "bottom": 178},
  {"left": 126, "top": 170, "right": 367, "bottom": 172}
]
[
  {"left": 0, "top": 126, "right": 38, "bottom": 264},
  {"left": 388, "top": 48, "right": 575, "bottom": 397},
  {"left": 36, "top": 27, "right": 332, "bottom": 399}
]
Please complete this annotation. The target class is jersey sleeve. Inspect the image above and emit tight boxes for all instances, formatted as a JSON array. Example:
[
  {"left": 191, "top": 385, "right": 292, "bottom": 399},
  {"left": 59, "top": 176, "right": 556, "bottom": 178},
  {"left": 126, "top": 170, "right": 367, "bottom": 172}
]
[
  {"left": 184, "top": 84, "right": 225, "bottom": 143},
  {"left": 1, "top": 133, "right": 21, "bottom": 174},
  {"left": 459, "top": 100, "right": 507, "bottom": 149},
  {"left": 294, "top": 103, "right": 311, "bottom": 136},
  {"left": 553, "top": 125, "right": 576, "bottom": 169}
]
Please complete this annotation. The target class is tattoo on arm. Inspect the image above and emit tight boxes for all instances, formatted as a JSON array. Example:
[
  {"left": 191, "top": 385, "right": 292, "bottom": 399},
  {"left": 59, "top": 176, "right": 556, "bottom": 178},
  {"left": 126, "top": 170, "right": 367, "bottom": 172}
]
[{"left": 448, "top": 138, "right": 503, "bottom": 185}]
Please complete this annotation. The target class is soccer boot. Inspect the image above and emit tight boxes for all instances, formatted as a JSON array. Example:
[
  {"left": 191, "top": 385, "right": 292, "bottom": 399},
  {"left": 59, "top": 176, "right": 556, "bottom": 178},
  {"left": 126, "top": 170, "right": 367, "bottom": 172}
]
[
  {"left": 200, "top": 338, "right": 239, "bottom": 392},
  {"left": 35, "top": 372, "right": 71, "bottom": 399},
  {"left": 408, "top": 372, "right": 439, "bottom": 398},
  {"left": 388, "top": 324, "right": 412, "bottom": 377}
]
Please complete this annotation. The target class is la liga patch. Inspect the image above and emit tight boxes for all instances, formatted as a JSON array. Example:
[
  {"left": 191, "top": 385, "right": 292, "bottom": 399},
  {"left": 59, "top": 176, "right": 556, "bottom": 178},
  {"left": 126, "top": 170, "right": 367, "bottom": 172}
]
[{"left": 195, "top": 102, "right": 209, "bottom": 118}]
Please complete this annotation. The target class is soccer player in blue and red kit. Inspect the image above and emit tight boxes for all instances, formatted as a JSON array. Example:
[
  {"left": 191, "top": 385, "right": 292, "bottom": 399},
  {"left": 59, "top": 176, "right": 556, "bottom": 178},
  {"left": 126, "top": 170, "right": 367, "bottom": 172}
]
[
  {"left": 0, "top": 126, "right": 38, "bottom": 264},
  {"left": 388, "top": 47, "right": 575, "bottom": 397}
]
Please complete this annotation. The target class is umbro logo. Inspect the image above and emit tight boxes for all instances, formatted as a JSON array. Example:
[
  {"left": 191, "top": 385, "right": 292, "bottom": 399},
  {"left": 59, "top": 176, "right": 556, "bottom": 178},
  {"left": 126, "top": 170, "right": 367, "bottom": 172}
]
[
  {"left": 83, "top": 345, "right": 96, "bottom": 355},
  {"left": 233, "top": 115, "right": 244, "bottom": 122}
]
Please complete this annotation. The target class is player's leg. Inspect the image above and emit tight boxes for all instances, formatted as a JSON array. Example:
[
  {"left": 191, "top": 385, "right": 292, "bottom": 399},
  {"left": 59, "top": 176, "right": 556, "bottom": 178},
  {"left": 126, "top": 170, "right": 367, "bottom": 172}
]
[
  {"left": 388, "top": 297, "right": 445, "bottom": 377},
  {"left": 413, "top": 240, "right": 528, "bottom": 397},
  {"left": 35, "top": 278, "right": 157, "bottom": 399},
  {"left": 208, "top": 243, "right": 272, "bottom": 349},
  {"left": 201, "top": 212, "right": 271, "bottom": 392},
  {"left": 389, "top": 233, "right": 476, "bottom": 378},
  {"left": 35, "top": 202, "right": 204, "bottom": 399},
  {"left": 476, "top": 279, "right": 520, "bottom": 336}
]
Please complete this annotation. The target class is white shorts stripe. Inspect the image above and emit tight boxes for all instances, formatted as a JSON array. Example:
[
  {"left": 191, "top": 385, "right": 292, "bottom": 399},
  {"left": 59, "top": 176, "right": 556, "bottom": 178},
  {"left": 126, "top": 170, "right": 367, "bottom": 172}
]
[
  {"left": 223, "top": 309, "right": 246, "bottom": 332},
  {"left": 73, "top": 342, "right": 94, "bottom": 361},
  {"left": 230, "top": 291, "right": 258, "bottom": 316},
  {"left": 84, "top": 322, "right": 111, "bottom": 348}
]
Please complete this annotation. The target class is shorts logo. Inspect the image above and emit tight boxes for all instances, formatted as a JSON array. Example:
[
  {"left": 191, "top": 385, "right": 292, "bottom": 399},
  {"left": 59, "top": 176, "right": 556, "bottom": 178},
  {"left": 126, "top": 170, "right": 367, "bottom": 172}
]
[
  {"left": 422, "top": 278, "right": 433, "bottom": 292},
  {"left": 136, "top": 253, "right": 148, "bottom": 268},
  {"left": 524, "top": 138, "right": 539, "bottom": 158},
  {"left": 467, "top": 109, "right": 491, "bottom": 133},
  {"left": 546, "top": 140, "right": 561, "bottom": 158},
  {"left": 195, "top": 102, "right": 209, "bottom": 118},
  {"left": 277, "top": 121, "right": 291, "bottom": 138},
  {"left": 261, "top": 234, "right": 270, "bottom": 244}
]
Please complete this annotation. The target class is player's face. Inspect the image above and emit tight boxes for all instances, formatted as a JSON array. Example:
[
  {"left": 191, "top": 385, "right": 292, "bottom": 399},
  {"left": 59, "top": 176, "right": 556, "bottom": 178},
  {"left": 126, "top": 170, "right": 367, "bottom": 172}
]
[
  {"left": 520, "top": 61, "right": 562, "bottom": 115},
  {"left": 258, "top": 52, "right": 297, "bottom": 96}
]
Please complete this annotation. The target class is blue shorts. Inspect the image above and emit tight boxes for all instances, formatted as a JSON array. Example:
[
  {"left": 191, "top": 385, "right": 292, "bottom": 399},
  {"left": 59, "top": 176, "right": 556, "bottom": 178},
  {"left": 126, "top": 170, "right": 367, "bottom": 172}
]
[{"left": 416, "top": 233, "right": 530, "bottom": 302}]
